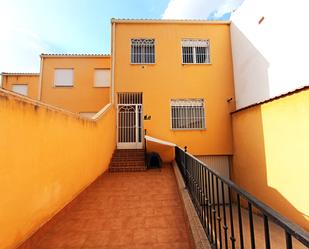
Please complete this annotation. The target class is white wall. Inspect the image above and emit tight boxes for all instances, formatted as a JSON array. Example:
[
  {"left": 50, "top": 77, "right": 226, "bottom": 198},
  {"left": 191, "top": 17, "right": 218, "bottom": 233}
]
[{"left": 231, "top": 0, "right": 309, "bottom": 109}]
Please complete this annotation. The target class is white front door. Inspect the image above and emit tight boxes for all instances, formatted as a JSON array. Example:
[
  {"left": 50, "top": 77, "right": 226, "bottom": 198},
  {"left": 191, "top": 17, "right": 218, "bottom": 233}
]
[{"left": 117, "top": 104, "right": 143, "bottom": 149}]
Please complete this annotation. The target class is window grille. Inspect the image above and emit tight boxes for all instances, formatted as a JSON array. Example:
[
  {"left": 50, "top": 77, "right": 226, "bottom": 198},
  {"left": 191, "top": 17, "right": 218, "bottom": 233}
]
[
  {"left": 131, "top": 39, "right": 155, "bottom": 64},
  {"left": 182, "top": 40, "right": 210, "bottom": 64},
  {"left": 117, "top": 92, "right": 143, "bottom": 104},
  {"left": 171, "top": 99, "right": 205, "bottom": 130}
]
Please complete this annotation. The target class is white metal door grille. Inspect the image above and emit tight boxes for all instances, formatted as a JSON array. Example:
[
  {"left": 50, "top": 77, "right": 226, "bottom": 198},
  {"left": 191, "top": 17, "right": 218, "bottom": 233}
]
[{"left": 117, "top": 93, "right": 143, "bottom": 149}]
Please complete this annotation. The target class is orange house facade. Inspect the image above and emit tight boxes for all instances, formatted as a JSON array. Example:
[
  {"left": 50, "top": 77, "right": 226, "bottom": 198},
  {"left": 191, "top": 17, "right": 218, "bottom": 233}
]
[
  {"left": 112, "top": 19, "right": 235, "bottom": 161},
  {"left": 39, "top": 54, "right": 111, "bottom": 116},
  {"left": 1, "top": 73, "right": 39, "bottom": 99},
  {"left": 1, "top": 55, "right": 111, "bottom": 117}
]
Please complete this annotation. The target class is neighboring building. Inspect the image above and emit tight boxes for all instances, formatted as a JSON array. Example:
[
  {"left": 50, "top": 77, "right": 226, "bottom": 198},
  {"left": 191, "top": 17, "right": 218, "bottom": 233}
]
[
  {"left": 1, "top": 54, "right": 112, "bottom": 117},
  {"left": 39, "top": 54, "right": 111, "bottom": 116},
  {"left": 1, "top": 73, "right": 39, "bottom": 99},
  {"left": 112, "top": 19, "right": 235, "bottom": 162},
  {"left": 230, "top": 0, "right": 309, "bottom": 109},
  {"left": 230, "top": 0, "right": 309, "bottom": 230}
]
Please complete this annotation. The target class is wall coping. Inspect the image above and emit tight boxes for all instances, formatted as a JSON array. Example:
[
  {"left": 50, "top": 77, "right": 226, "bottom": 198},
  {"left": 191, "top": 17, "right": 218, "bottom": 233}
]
[{"left": 0, "top": 88, "right": 113, "bottom": 122}]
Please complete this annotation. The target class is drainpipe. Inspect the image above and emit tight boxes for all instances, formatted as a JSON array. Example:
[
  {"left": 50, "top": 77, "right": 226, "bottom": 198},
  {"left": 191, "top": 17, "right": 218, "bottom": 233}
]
[
  {"left": 0, "top": 73, "right": 3, "bottom": 88},
  {"left": 111, "top": 21, "right": 116, "bottom": 105},
  {"left": 38, "top": 55, "right": 44, "bottom": 101}
]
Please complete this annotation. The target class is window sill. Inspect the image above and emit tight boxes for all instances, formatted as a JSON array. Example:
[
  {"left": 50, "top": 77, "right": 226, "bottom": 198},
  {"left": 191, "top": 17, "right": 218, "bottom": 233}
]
[
  {"left": 182, "top": 63, "right": 212, "bottom": 65},
  {"left": 130, "top": 63, "right": 156, "bottom": 65},
  {"left": 53, "top": 85, "right": 74, "bottom": 88},
  {"left": 93, "top": 86, "right": 110, "bottom": 88},
  {"left": 171, "top": 128, "right": 207, "bottom": 131}
]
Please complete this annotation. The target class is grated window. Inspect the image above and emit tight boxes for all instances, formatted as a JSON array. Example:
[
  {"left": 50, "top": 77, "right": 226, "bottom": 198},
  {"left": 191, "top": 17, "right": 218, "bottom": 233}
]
[
  {"left": 117, "top": 92, "right": 143, "bottom": 104},
  {"left": 182, "top": 40, "right": 210, "bottom": 64},
  {"left": 171, "top": 99, "right": 206, "bottom": 130},
  {"left": 131, "top": 39, "right": 155, "bottom": 64}
]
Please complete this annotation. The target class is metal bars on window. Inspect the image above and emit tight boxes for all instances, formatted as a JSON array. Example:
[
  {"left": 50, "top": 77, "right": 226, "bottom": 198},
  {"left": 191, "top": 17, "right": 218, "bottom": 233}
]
[
  {"left": 171, "top": 99, "right": 205, "bottom": 130},
  {"left": 131, "top": 39, "right": 155, "bottom": 64},
  {"left": 182, "top": 40, "right": 210, "bottom": 64},
  {"left": 117, "top": 92, "right": 143, "bottom": 104}
]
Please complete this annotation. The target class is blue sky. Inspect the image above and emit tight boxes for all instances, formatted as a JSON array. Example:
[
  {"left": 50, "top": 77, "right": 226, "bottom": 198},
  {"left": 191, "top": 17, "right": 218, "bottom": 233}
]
[{"left": 0, "top": 0, "right": 244, "bottom": 72}]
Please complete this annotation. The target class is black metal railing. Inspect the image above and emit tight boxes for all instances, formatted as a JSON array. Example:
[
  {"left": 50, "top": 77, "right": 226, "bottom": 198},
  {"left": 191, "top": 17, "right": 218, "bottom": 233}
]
[{"left": 175, "top": 146, "right": 309, "bottom": 249}]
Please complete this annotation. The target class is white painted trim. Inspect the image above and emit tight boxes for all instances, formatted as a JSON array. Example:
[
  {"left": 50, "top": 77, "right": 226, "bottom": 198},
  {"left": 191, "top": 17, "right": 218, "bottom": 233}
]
[
  {"left": 145, "top": 135, "right": 176, "bottom": 147},
  {"left": 111, "top": 22, "right": 116, "bottom": 104},
  {"left": 38, "top": 57, "right": 44, "bottom": 101},
  {"left": 92, "top": 103, "right": 112, "bottom": 120}
]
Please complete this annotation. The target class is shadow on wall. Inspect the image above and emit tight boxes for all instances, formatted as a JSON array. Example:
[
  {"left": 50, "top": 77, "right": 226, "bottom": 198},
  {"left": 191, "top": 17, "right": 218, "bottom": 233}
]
[
  {"left": 231, "top": 24, "right": 271, "bottom": 109},
  {"left": 232, "top": 103, "right": 309, "bottom": 230}
]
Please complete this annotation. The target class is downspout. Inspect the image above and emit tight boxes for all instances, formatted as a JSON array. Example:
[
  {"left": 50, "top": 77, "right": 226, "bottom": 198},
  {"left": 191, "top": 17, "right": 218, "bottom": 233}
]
[
  {"left": 111, "top": 21, "right": 116, "bottom": 104},
  {"left": 0, "top": 73, "right": 3, "bottom": 88},
  {"left": 38, "top": 55, "right": 44, "bottom": 101}
]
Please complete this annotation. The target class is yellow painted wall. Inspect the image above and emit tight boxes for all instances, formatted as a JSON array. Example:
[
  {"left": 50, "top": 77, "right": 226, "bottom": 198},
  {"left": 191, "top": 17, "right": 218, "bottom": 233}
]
[
  {"left": 0, "top": 89, "right": 116, "bottom": 249},
  {"left": 114, "top": 22, "right": 235, "bottom": 161},
  {"left": 2, "top": 74, "right": 39, "bottom": 100},
  {"left": 41, "top": 56, "right": 111, "bottom": 113},
  {"left": 232, "top": 88, "right": 309, "bottom": 230}
]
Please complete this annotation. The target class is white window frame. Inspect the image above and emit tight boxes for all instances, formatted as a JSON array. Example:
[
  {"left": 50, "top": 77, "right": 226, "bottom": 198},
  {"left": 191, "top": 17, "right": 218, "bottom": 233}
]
[
  {"left": 94, "top": 68, "right": 110, "bottom": 87},
  {"left": 12, "top": 84, "right": 28, "bottom": 96},
  {"left": 170, "top": 99, "right": 206, "bottom": 130},
  {"left": 54, "top": 68, "right": 74, "bottom": 87},
  {"left": 131, "top": 38, "right": 156, "bottom": 64},
  {"left": 181, "top": 39, "right": 211, "bottom": 64}
]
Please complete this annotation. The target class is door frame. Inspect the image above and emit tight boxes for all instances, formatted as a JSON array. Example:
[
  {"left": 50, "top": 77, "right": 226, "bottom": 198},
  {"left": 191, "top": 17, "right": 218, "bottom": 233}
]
[{"left": 117, "top": 103, "right": 143, "bottom": 149}]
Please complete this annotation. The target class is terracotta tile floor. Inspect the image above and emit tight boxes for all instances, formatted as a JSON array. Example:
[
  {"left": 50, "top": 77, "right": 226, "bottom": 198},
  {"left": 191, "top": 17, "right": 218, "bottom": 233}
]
[{"left": 18, "top": 164, "right": 192, "bottom": 249}]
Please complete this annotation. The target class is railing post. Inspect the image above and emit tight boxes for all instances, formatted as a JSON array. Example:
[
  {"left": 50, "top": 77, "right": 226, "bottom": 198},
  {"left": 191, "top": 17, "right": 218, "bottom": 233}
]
[
  {"left": 144, "top": 129, "right": 147, "bottom": 167},
  {"left": 184, "top": 146, "right": 188, "bottom": 187}
]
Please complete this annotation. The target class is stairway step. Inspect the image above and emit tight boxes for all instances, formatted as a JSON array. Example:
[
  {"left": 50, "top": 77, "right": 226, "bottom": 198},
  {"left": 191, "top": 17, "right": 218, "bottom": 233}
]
[
  {"left": 109, "top": 166, "right": 146, "bottom": 172},
  {"left": 109, "top": 149, "right": 146, "bottom": 172},
  {"left": 110, "top": 162, "right": 145, "bottom": 167},
  {"left": 113, "top": 158, "right": 144, "bottom": 161}
]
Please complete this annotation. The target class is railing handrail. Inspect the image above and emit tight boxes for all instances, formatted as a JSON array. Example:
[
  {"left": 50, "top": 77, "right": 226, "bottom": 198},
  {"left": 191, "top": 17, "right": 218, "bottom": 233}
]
[{"left": 175, "top": 146, "right": 309, "bottom": 247}]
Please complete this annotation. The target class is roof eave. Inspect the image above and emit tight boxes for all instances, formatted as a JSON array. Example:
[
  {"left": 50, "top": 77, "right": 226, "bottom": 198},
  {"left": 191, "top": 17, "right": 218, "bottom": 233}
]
[
  {"left": 111, "top": 18, "right": 231, "bottom": 25},
  {"left": 40, "top": 54, "right": 111, "bottom": 58}
]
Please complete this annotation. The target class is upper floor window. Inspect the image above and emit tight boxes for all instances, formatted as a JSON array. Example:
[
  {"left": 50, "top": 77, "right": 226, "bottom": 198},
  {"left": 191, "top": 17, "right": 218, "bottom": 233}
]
[
  {"left": 12, "top": 84, "right": 28, "bottom": 96},
  {"left": 94, "top": 69, "right": 110, "bottom": 87},
  {"left": 171, "top": 99, "right": 206, "bottom": 130},
  {"left": 54, "top": 69, "right": 74, "bottom": 87},
  {"left": 182, "top": 40, "right": 210, "bottom": 64},
  {"left": 131, "top": 39, "right": 155, "bottom": 64}
]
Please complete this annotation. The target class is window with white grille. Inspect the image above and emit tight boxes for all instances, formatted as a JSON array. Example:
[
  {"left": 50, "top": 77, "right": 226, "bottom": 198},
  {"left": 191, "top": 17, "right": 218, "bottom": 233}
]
[
  {"left": 171, "top": 99, "right": 206, "bottom": 130},
  {"left": 182, "top": 40, "right": 210, "bottom": 64},
  {"left": 54, "top": 69, "right": 74, "bottom": 86},
  {"left": 131, "top": 39, "right": 155, "bottom": 64}
]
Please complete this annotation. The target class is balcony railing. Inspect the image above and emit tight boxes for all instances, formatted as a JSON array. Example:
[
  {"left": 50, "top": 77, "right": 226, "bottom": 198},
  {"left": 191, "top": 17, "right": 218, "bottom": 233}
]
[{"left": 175, "top": 146, "right": 309, "bottom": 249}]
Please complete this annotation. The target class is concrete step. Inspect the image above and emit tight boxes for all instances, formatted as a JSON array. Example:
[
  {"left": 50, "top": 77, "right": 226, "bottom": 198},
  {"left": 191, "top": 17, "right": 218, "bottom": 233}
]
[
  {"left": 109, "top": 166, "right": 146, "bottom": 172},
  {"left": 109, "top": 149, "right": 146, "bottom": 172},
  {"left": 110, "top": 161, "right": 145, "bottom": 167}
]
